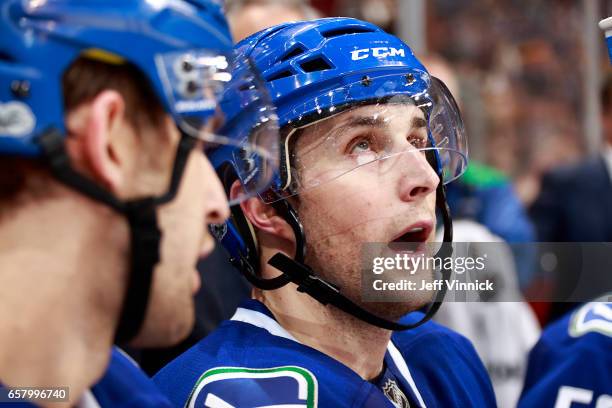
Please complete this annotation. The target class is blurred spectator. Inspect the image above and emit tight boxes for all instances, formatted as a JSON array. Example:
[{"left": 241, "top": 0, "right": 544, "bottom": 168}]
[
  {"left": 446, "top": 163, "right": 535, "bottom": 244},
  {"left": 445, "top": 163, "right": 538, "bottom": 289},
  {"left": 425, "top": 54, "right": 540, "bottom": 408},
  {"left": 531, "top": 74, "right": 612, "bottom": 242},
  {"left": 225, "top": 0, "right": 321, "bottom": 41},
  {"left": 428, "top": 0, "right": 586, "bottom": 190},
  {"left": 529, "top": 74, "right": 612, "bottom": 322},
  {"left": 336, "top": 0, "right": 396, "bottom": 32}
]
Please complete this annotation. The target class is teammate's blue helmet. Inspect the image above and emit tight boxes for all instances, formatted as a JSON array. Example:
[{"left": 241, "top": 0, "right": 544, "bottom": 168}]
[
  {"left": 0, "top": 0, "right": 224, "bottom": 155},
  {"left": 0, "top": 0, "right": 279, "bottom": 342},
  {"left": 211, "top": 18, "right": 466, "bottom": 331},
  {"left": 0, "top": 0, "right": 278, "bottom": 201}
]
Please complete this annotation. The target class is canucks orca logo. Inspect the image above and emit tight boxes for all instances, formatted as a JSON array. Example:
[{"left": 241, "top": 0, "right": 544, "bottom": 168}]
[
  {"left": 569, "top": 300, "right": 612, "bottom": 338},
  {"left": 186, "top": 366, "right": 318, "bottom": 408}
]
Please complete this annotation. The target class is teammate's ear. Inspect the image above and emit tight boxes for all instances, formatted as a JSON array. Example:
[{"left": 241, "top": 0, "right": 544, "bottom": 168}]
[
  {"left": 231, "top": 181, "right": 295, "bottom": 244},
  {"left": 65, "top": 90, "right": 131, "bottom": 196}
]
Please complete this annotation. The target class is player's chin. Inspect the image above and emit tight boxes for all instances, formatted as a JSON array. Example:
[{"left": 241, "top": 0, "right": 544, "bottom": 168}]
[
  {"left": 130, "top": 297, "right": 196, "bottom": 348},
  {"left": 361, "top": 301, "right": 425, "bottom": 322},
  {"left": 360, "top": 286, "right": 435, "bottom": 322}
]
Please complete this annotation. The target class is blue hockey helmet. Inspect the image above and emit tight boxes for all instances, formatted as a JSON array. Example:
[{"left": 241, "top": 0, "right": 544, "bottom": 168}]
[
  {"left": 212, "top": 17, "right": 467, "bottom": 206},
  {"left": 0, "top": 0, "right": 279, "bottom": 203}
]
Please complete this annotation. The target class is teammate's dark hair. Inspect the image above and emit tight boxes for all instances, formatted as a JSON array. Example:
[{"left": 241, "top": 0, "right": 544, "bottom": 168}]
[{"left": 0, "top": 57, "right": 165, "bottom": 214}]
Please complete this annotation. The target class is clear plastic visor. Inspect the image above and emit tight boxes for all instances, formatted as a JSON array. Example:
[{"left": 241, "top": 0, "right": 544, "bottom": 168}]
[
  {"left": 262, "top": 75, "right": 467, "bottom": 203},
  {"left": 156, "top": 50, "right": 279, "bottom": 205}
]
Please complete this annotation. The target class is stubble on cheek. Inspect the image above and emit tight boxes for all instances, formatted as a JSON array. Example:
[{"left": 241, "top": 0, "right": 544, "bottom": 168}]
[{"left": 297, "top": 192, "right": 436, "bottom": 321}]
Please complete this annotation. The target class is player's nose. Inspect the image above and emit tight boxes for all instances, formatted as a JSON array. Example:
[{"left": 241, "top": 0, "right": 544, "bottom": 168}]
[
  {"left": 201, "top": 158, "right": 230, "bottom": 225},
  {"left": 396, "top": 152, "right": 439, "bottom": 203}
]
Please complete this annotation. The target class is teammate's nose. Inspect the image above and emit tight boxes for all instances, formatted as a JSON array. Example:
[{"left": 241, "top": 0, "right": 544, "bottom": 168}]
[{"left": 201, "top": 158, "right": 230, "bottom": 224}]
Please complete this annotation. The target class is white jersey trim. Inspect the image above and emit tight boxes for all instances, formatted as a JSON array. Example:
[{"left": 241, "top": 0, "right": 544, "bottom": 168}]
[
  {"left": 387, "top": 341, "right": 427, "bottom": 408},
  {"left": 230, "top": 307, "right": 297, "bottom": 342}
]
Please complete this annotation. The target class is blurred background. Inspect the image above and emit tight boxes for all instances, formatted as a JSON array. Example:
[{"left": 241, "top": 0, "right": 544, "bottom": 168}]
[{"left": 309, "top": 0, "right": 609, "bottom": 198}]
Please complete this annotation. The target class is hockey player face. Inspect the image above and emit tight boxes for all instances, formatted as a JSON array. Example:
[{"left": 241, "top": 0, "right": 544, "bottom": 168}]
[
  {"left": 130, "top": 117, "right": 229, "bottom": 347},
  {"left": 293, "top": 104, "right": 440, "bottom": 318}
]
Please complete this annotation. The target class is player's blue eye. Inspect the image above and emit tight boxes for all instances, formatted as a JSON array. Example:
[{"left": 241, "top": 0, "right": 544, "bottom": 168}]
[{"left": 352, "top": 139, "right": 371, "bottom": 153}]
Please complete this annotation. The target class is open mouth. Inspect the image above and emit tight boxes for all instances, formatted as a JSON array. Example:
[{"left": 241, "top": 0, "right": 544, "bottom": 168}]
[{"left": 387, "top": 223, "right": 433, "bottom": 252}]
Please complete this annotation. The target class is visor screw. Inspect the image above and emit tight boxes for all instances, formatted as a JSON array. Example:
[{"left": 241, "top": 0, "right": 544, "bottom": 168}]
[
  {"left": 361, "top": 75, "right": 372, "bottom": 87},
  {"left": 405, "top": 73, "right": 415, "bottom": 85},
  {"left": 186, "top": 80, "right": 199, "bottom": 94},
  {"left": 182, "top": 60, "right": 194, "bottom": 73},
  {"left": 11, "top": 80, "right": 30, "bottom": 98}
]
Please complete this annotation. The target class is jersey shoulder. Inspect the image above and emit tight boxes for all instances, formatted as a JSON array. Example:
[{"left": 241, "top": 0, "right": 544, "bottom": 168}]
[
  {"left": 392, "top": 312, "right": 496, "bottom": 407},
  {"left": 92, "top": 347, "right": 173, "bottom": 408},
  {"left": 519, "top": 300, "right": 612, "bottom": 408},
  {"left": 566, "top": 300, "right": 612, "bottom": 340},
  {"left": 533, "top": 299, "right": 612, "bottom": 361},
  {"left": 0, "top": 348, "right": 171, "bottom": 408}
]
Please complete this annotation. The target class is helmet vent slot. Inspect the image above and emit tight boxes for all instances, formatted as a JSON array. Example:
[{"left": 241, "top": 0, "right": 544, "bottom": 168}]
[
  {"left": 280, "top": 46, "right": 306, "bottom": 62},
  {"left": 321, "top": 27, "right": 374, "bottom": 38},
  {"left": 300, "top": 58, "right": 332, "bottom": 73},
  {"left": 266, "top": 70, "right": 294, "bottom": 82}
]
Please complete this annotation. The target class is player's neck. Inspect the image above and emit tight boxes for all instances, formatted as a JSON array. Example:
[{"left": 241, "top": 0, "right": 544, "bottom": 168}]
[
  {"left": 0, "top": 192, "right": 129, "bottom": 404},
  {"left": 256, "top": 283, "right": 392, "bottom": 381}
]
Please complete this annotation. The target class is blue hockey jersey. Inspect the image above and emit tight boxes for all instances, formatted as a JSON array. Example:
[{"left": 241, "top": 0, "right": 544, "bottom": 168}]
[
  {"left": 518, "top": 299, "right": 612, "bottom": 408},
  {"left": 1, "top": 347, "right": 172, "bottom": 407},
  {"left": 154, "top": 299, "right": 495, "bottom": 407}
]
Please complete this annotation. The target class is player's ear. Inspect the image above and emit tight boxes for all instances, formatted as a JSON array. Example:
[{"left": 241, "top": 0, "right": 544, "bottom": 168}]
[
  {"left": 231, "top": 180, "right": 295, "bottom": 244},
  {"left": 65, "top": 90, "right": 132, "bottom": 196}
]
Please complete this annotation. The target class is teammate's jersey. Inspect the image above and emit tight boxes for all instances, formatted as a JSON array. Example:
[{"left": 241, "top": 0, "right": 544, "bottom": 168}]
[
  {"left": 1, "top": 347, "right": 173, "bottom": 407},
  {"left": 153, "top": 299, "right": 495, "bottom": 408},
  {"left": 518, "top": 298, "right": 612, "bottom": 408}
]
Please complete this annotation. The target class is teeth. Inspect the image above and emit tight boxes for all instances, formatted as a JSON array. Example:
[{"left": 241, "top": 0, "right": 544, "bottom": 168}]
[{"left": 409, "top": 227, "right": 424, "bottom": 233}]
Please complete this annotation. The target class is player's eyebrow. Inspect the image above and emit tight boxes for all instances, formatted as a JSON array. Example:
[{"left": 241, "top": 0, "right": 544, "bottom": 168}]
[
  {"left": 321, "top": 113, "right": 427, "bottom": 146},
  {"left": 412, "top": 117, "right": 427, "bottom": 129},
  {"left": 328, "top": 115, "right": 388, "bottom": 138}
]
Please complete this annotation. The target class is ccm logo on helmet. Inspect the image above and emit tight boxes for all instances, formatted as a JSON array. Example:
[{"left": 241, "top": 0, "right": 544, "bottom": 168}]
[{"left": 350, "top": 47, "right": 406, "bottom": 61}]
